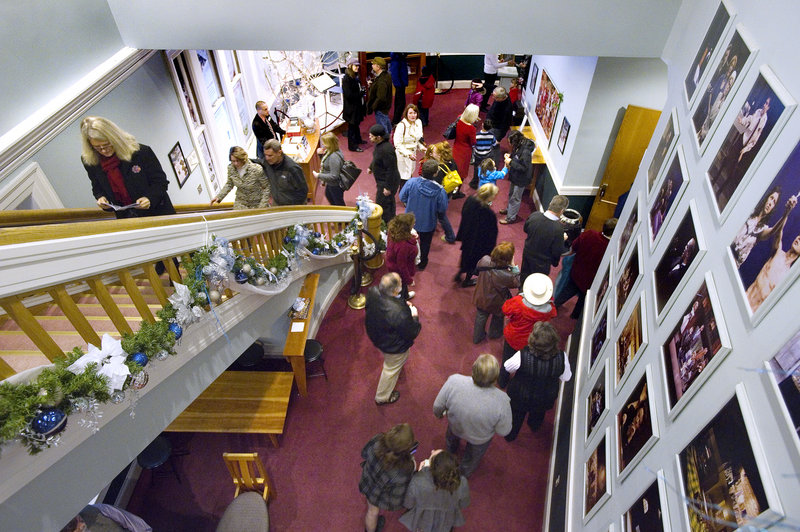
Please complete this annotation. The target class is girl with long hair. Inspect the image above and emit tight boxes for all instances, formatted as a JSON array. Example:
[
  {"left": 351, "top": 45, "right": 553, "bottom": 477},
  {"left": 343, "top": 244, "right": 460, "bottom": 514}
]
[
  {"left": 312, "top": 132, "right": 346, "bottom": 206},
  {"left": 387, "top": 213, "right": 419, "bottom": 300},
  {"left": 394, "top": 104, "right": 426, "bottom": 182},
  {"left": 399, "top": 450, "right": 470, "bottom": 532}
]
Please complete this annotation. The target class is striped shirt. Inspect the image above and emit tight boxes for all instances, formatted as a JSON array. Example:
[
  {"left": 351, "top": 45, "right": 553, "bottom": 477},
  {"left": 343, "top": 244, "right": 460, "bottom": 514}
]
[{"left": 474, "top": 130, "right": 497, "bottom": 158}]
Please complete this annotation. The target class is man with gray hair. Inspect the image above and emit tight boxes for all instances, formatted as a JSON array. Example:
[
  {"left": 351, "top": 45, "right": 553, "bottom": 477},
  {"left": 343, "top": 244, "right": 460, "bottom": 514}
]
[{"left": 520, "top": 195, "right": 570, "bottom": 286}]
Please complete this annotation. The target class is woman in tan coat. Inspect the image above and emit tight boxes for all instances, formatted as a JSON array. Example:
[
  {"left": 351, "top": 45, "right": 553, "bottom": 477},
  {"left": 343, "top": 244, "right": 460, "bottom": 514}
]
[{"left": 210, "top": 146, "right": 270, "bottom": 209}]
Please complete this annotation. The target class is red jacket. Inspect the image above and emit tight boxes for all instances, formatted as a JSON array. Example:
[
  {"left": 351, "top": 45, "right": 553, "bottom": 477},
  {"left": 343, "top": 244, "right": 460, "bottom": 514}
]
[
  {"left": 502, "top": 296, "right": 557, "bottom": 350},
  {"left": 386, "top": 237, "right": 417, "bottom": 285},
  {"left": 570, "top": 230, "right": 610, "bottom": 291},
  {"left": 417, "top": 75, "right": 436, "bottom": 109}
]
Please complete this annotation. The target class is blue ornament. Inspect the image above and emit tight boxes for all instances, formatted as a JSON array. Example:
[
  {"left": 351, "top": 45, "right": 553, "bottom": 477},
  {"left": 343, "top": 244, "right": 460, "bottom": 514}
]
[
  {"left": 235, "top": 271, "right": 249, "bottom": 284},
  {"left": 337, "top": 241, "right": 345, "bottom": 247},
  {"left": 169, "top": 323, "right": 183, "bottom": 340},
  {"left": 283, "top": 236, "right": 291, "bottom": 243},
  {"left": 312, "top": 248, "right": 320, "bottom": 255},
  {"left": 31, "top": 407, "right": 67, "bottom": 436},
  {"left": 129, "top": 352, "right": 149, "bottom": 367},
  {"left": 313, "top": 232, "right": 321, "bottom": 238}
]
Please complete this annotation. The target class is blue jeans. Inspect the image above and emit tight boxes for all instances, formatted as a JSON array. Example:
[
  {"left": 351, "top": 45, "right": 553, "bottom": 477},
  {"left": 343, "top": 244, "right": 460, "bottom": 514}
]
[
  {"left": 438, "top": 211, "right": 456, "bottom": 242},
  {"left": 374, "top": 112, "right": 392, "bottom": 138},
  {"left": 506, "top": 184, "right": 525, "bottom": 222}
]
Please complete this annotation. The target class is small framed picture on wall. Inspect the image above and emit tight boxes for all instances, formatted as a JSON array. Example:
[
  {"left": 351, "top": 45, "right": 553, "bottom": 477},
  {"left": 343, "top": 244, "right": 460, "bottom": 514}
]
[
  {"left": 621, "top": 477, "right": 669, "bottom": 532},
  {"left": 649, "top": 147, "right": 689, "bottom": 249},
  {"left": 765, "top": 328, "right": 800, "bottom": 457},
  {"left": 683, "top": 0, "right": 733, "bottom": 106},
  {"left": 557, "top": 117, "right": 570, "bottom": 154},
  {"left": 647, "top": 110, "right": 680, "bottom": 197},
  {"left": 616, "top": 294, "right": 647, "bottom": 389},
  {"left": 617, "top": 367, "right": 658, "bottom": 478},
  {"left": 168, "top": 142, "right": 190, "bottom": 188}
]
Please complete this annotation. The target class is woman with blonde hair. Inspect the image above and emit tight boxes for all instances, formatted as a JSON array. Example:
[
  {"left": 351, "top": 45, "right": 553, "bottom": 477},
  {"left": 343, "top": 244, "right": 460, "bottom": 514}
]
[
  {"left": 451, "top": 104, "right": 478, "bottom": 199},
  {"left": 455, "top": 183, "right": 500, "bottom": 287},
  {"left": 312, "top": 132, "right": 346, "bottom": 206},
  {"left": 400, "top": 450, "right": 470, "bottom": 532},
  {"left": 394, "top": 104, "right": 426, "bottom": 182},
  {"left": 80, "top": 116, "right": 175, "bottom": 218},
  {"left": 360, "top": 423, "right": 417, "bottom": 532},
  {"left": 430, "top": 142, "right": 457, "bottom": 244},
  {"left": 210, "top": 146, "right": 270, "bottom": 209}
]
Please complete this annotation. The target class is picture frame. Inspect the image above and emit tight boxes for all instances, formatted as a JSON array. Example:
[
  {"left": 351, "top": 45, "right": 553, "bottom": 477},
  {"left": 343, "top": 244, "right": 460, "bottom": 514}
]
[
  {"left": 594, "top": 264, "right": 611, "bottom": 321},
  {"left": 706, "top": 65, "right": 797, "bottom": 221},
  {"left": 649, "top": 147, "right": 689, "bottom": 249},
  {"left": 616, "top": 239, "right": 642, "bottom": 321},
  {"left": 584, "top": 429, "right": 611, "bottom": 521},
  {"left": 535, "top": 69, "right": 561, "bottom": 142},
  {"left": 676, "top": 385, "right": 785, "bottom": 532},
  {"left": 590, "top": 303, "right": 609, "bottom": 371},
  {"left": 652, "top": 202, "right": 707, "bottom": 320},
  {"left": 617, "top": 367, "right": 658, "bottom": 479},
  {"left": 557, "top": 117, "right": 571, "bottom": 154},
  {"left": 690, "top": 25, "right": 757, "bottom": 154},
  {"left": 727, "top": 138, "right": 800, "bottom": 324},
  {"left": 617, "top": 192, "right": 640, "bottom": 265},
  {"left": 616, "top": 294, "right": 647, "bottom": 390},
  {"left": 662, "top": 273, "right": 731, "bottom": 419},
  {"left": 168, "top": 141, "right": 190, "bottom": 188},
  {"left": 621, "top": 474, "right": 671, "bottom": 532},
  {"left": 529, "top": 62, "right": 539, "bottom": 98},
  {"left": 647, "top": 109, "right": 680, "bottom": 196},
  {"left": 764, "top": 328, "right": 800, "bottom": 458},
  {"left": 587, "top": 360, "right": 609, "bottom": 442},
  {"left": 684, "top": 0, "right": 734, "bottom": 107}
]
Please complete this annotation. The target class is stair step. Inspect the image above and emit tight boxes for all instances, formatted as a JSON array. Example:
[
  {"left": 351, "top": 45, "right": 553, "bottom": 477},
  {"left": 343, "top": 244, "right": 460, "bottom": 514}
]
[{"left": 1, "top": 353, "right": 53, "bottom": 374}]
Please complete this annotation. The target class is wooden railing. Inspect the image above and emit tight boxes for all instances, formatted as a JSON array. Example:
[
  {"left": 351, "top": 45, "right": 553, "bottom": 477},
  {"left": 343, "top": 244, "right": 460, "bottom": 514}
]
[{"left": 0, "top": 206, "right": 357, "bottom": 379}]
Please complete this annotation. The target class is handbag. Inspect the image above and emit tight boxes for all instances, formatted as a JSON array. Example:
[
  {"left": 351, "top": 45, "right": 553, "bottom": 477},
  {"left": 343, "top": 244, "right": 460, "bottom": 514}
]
[
  {"left": 443, "top": 119, "right": 457, "bottom": 140},
  {"left": 339, "top": 160, "right": 362, "bottom": 191},
  {"left": 439, "top": 163, "right": 462, "bottom": 194}
]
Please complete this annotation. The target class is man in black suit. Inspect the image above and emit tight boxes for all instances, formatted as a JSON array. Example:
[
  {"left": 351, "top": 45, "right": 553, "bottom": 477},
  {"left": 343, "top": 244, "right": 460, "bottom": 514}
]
[
  {"left": 252, "top": 100, "right": 285, "bottom": 159},
  {"left": 520, "top": 195, "right": 569, "bottom": 287}
]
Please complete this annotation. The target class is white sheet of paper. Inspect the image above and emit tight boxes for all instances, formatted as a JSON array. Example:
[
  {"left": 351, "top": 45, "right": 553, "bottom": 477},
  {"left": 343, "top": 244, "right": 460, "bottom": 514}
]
[{"left": 291, "top": 322, "right": 305, "bottom": 333}]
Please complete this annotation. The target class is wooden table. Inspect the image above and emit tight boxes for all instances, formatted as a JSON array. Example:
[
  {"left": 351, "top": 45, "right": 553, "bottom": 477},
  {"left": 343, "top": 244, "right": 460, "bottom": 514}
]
[
  {"left": 165, "top": 371, "right": 293, "bottom": 447},
  {"left": 283, "top": 273, "right": 319, "bottom": 397}
]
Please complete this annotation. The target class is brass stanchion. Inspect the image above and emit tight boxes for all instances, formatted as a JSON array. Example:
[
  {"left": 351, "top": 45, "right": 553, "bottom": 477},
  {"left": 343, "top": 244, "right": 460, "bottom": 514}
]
[
  {"left": 347, "top": 220, "right": 380, "bottom": 310},
  {"left": 364, "top": 202, "right": 384, "bottom": 270}
]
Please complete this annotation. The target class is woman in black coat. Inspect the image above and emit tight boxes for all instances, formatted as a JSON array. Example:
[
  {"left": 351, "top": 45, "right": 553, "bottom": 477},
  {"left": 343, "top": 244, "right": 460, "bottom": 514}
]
[
  {"left": 454, "top": 183, "right": 499, "bottom": 287},
  {"left": 504, "top": 321, "right": 572, "bottom": 441},
  {"left": 80, "top": 116, "right": 175, "bottom": 219},
  {"left": 342, "top": 58, "right": 366, "bottom": 152}
]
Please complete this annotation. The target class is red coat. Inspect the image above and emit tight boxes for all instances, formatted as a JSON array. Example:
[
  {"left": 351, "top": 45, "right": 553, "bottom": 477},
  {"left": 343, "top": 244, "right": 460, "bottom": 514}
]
[
  {"left": 453, "top": 121, "right": 476, "bottom": 182},
  {"left": 502, "top": 296, "right": 557, "bottom": 350},
  {"left": 417, "top": 75, "right": 436, "bottom": 109},
  {"left": 386, "top": 236, "right": 417, "bottom": 285},
  {"left": 570, "top": 230, "right": 610, "bottom": 291}
]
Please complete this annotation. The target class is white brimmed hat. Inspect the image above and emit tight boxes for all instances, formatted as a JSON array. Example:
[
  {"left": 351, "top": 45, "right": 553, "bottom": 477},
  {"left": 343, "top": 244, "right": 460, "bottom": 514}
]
[{"left": 522, "top": 273, "right": 553, "bottom": 305}]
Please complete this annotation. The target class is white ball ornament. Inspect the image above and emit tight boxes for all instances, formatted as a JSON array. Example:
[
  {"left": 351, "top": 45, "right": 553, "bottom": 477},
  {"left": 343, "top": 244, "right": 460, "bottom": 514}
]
[
  {"left": 256, "top": 277, "right": 266, "bottom": 286},
  {"left": 241, "top": 264, "right": 253, "bottom": 275},
  {"left": 208, "top": 289, "right": 222, "bottom": 304}
]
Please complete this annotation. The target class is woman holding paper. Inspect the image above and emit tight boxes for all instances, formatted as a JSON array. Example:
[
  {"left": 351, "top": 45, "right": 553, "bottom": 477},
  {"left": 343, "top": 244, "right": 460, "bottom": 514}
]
[{"left": 80, "top": 116, "right": 176, "bottom": 219}]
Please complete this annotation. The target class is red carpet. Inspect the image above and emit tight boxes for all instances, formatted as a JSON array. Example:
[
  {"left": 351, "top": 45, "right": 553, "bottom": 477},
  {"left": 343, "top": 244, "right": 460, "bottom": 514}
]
[{"left": 127, "top": 89, "right": 579, "bottom": 531}]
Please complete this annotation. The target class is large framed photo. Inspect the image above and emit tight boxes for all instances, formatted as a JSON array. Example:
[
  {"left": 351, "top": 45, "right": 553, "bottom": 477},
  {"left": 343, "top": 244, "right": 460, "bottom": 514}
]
[
  {"left": 168, "top": 141, "right": 190, "bottom": 188},
  {"left": 584, "top": 430, "right": 611, "bottom": 520},
  {"left": 617, "top": 368, "right": 658, "bottom": 477},
  {"left": 677, "top": 387, "right": 783, "bottom": 531},
  {"left": 684, "top": 1, "right": 733, "bottom": 105},
  {"left": 729, "top": 140, "right": 800, "bottom": 321},
  {"left": 617, "top": 193, "right": 640, "bottom": 264},
  {"left": 587, "top": 361, "right": 608, "bottom": 441},
  {"left": 622, "top": 478, "right": 668, "bottom": 532},
  {"left": 594, "top": 265, "right": 611, "bottom": 319},
  {"left": 653, "top": 204, "right": 705, "bottom": 318},
  {"left": 706, "top": 66, "right": 796, "bottom": 217},
  {"left": 535, "top": 69, "right": 561, "bottom": 142},
  {"left": 765, "top": 329, "right": 800, "bottom": 455},
  {"left": 590, "top": 304, "right": 609, "bottom": 371},
  {"left": 649, "top": 147, "right": 688, "bottom": 247},
  {"left": 647, "top": 110, "right": 680, "bottom": 195},
  {"left": 616, "top": 295, "right": 647, "bottom": 389},
  {"left": 662, "top": 274, "right": 731, "bottom": 417},
  {"left": 616, "top": 240, "right": 642, "bottom": 320},
  {"left": 691, "top": 26, "right": 756, "bottom": 152}
]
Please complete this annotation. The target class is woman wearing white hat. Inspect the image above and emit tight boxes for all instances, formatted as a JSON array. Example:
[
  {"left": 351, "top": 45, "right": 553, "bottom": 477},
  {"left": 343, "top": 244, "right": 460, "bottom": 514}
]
[{"left": 498, "top": 273, "right": 557, "bottom": 388}]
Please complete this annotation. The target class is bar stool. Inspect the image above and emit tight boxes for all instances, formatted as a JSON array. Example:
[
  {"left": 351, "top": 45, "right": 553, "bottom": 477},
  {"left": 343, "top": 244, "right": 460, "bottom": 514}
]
[
  {"left": 304, "top": 339, "right": 327, "bottom": 380},
  {"left": 137, "top": 435, "right": 181, "bottom": 485}
]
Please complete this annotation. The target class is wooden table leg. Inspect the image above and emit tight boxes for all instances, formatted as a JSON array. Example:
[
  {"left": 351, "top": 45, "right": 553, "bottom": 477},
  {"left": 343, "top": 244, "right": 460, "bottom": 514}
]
[
  {"left": 289, "top": 356, "right": 307, "bottom": 396},
  {"left": 268, "top": 434, "right": 279, "bottom": 448}
]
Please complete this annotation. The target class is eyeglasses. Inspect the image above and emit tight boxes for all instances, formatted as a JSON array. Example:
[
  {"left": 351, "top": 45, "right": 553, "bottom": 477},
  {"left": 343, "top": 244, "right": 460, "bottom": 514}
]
[{"left": 91, "top": 142, "right": 114, "bottom": 153}]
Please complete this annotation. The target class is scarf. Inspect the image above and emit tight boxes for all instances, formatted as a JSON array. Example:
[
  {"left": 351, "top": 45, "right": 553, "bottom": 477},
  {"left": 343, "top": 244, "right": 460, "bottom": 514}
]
[{"left": 99, "top": 154, "right": 132, "bottom": 205}]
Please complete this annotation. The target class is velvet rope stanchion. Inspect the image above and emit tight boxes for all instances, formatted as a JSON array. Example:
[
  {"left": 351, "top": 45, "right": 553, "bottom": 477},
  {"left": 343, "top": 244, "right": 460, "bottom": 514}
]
[
  {"left": 364, "top": 202, "right": 384, "bottom": 270},
  {"left": 347, "top": 220, "right": 380, "bottom": 310}
]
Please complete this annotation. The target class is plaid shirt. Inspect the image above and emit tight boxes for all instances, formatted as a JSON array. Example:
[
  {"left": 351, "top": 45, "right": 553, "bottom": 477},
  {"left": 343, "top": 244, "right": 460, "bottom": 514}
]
[{"left": 359, "top": 435, "right": 413, "bottom": 510}]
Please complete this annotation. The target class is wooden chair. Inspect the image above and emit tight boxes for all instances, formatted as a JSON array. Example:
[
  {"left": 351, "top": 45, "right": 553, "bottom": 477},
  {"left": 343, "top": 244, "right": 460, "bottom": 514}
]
[{"left": 222, "top": 452, "right": 276, "bottom": 501}]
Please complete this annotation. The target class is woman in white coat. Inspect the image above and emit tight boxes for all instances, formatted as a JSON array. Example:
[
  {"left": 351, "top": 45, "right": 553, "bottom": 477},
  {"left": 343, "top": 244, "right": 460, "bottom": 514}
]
[{"left": 394, "top": 104, "right": 426, "bottom": 182}]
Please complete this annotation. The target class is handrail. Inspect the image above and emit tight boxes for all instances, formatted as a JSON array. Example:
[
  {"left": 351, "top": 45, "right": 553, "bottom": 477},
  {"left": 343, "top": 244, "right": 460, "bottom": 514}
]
[{"left": 0, "top": 202, "right": 236, "bottom": 228}]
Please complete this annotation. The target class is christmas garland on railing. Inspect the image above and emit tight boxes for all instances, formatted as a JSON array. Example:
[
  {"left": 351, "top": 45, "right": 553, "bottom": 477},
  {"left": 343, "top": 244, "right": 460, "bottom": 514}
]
[{"left": 0, "top": 212, "right": 380, "bottom": 456}]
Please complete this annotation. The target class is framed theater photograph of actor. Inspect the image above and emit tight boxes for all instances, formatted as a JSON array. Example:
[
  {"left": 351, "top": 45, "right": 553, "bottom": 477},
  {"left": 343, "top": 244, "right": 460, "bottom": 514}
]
[
  {"left": 684, "top": 0, "right": 733, "bottom": 106},
  {"left": 707, "top": 66, "right": 796, "bottom": 218},
  {"left": 663, "top": 275, "right": 731, "bottom": 417},
  {"left": 617, "top": 369, "right": 658, "bottom": 478},
  {"left": 584, "top": 430, "right": 610, "bottom": 521},
  {"left": 590, "top": 304, "right": 609, "bottom": 371},
  {"left": 557, "top": 117, "right": 570, "bottom": 154},
  {"left": 622, "top": 477, "right": 669, "bottom": 532},
  {"left": 677, "top": 387, "right": 783, "bottom": 532},
  {"left": 647, "top": 110, "right": 679, "bottom": 195},
  {"left": 618, "top": 194, "right": 640, "bottom": 264},
  {"left": 766, "top": 328, "right": 800, "bottom": 455},
  {"left": 649, "top": 148, "right": 688, "bottom": 248},
  {"left": 729, "top": 140, "right": 800, "bottom": 322},
  {"left": 586, "top": 363, "right": 608, "bottom": 441},
  {"left": 535, "top": 69, "right": 561, "bottom": 141},
  {"left": 616, "top": 296, "right": 647, "bottom": 389},
  {"left": 691, "top": 26, "right": 756, "bottom": 153},
  {"left": 616, "top": 240, "right": 642, "bottom": 320},
  {"left": 653, "top": 204, "right": 706, "bottom": 318},
  {"left": 594, "top": 265, "right": 611, "bottom": 320}
]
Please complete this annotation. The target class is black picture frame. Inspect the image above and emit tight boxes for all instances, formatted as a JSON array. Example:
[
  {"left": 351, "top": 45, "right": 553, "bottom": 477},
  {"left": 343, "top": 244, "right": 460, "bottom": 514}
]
[
  {"left": 168, "top": 141, "right": 190, "bottom": 188},
  {"left": 557, "top": 117, "right": 570, "bottom": 154}
]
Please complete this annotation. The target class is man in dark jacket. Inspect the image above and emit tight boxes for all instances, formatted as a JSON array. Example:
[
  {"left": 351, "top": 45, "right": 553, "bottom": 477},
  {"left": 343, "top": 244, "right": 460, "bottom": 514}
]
[
  {"left": 389, "top": 52, "right": 408, "bottom": 124},
  {"left": 365, "top": 273, "right": 421, "bottom": 405},
  {"left": 368, "top": 124, "right": 401, "bottom": 223},
  {"left": 367, "top": 57, "right": 393, "bottom": 141},
  {"left": 252, "top": 100, "right": 285, "bottom": 159},
  {"left": 259, "top": 139, "right": 308, "bottom": 205},
  {"left": 500, "top": 131, "right": 536, "bottom": 224},
  {"left": 486, "top": 86, "right": 513, "bottom": 141},
  {"left": 520, "top": 195, "right": 569, "bottom": 287}
]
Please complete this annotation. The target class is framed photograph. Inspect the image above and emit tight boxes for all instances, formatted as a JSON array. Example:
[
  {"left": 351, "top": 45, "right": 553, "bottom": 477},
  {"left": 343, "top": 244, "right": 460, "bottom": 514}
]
[
  {"left": 676, "top": 386, "right": 784, "bottom": 531},
  {"left": 529, "top": 63, "right": 539, "bottom": 97},
  {"left": 707, "top": 66, "right": 796, "bottom": 217},
  {"left": 649, "top": 147, "right": 688, "bottom": 247},
  {"left": 765, "top": 329, "right": 800, "bottom": 455},
  {"left": 616, "top": 295, "right": 647, "bottom": 388},
  {"left": 618, "top": 193, "right": 640, "bottom": 264},
  {"left": 691, "top": 26, "right": 756, "bottom": 153},
  {"left": 662, "top": 274, "right": 731, "bottom": 417},
  {"left": 684, "top": 1, "right": 733, "bottom": 105},
  {"left": 647, "top": 110, "right": 680, "bottom": 195},
  {"left": 622, "top": 477, "right": 669, "bottom": 532},
  {"left": 535, "top": 69, "right": 561, "bottom": 142},
  {"left": 594, "top": 265, "right": 611, "bottom": 319},
  {"left": 653, "top": 204, "right": 705, "bottom": 318},
  {"left": 729, "top": 139, "right": 800, "bottom": 321},
  {"left": 616, "top": 240, "right": 642, "bottom": 320},
  {"left": 591, "top": 305, "right": 609, "bottom": 370},
  {"left": 168, "top": 142, "right": 190, "bottom": 188},
  {"left": 617, "top": 368, "right": 658, "bottom": 477},
  {"left": 584, "top": 430, "right": 611, "bottom": 520},
  {"left": 587, "top": 362, "right": 608, "bottom": 440},
  {"left": 557, "top": 117, "right": 571, "bottom": 154}
]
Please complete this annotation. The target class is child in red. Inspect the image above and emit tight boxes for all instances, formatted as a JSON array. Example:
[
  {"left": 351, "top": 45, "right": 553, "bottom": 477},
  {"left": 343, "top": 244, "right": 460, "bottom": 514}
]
[{"left": 386, "top": 213, "right": 419, "bottom": 300}]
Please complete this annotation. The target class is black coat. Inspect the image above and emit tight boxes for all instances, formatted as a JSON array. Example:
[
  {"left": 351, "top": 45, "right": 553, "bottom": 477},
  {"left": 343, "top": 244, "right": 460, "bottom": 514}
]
[
  {"left": 83, "top": 144, "right": 175, "bottom": 219},
  {"left": 258, "top": 155, "right": 308, "bottom": 206},
  {"left": 367, "top": 71, "right": 392, "bottom": 114},
  {"left": 456, "top": 196, "right": 498, "bottom": 274},
  {"left": 252, "top": 113, "right": 285, "bottom": 145},
  {"left": 521, "top": 212, "right": 567, "bottom": 278},
  {"left": 342, "top": 73, "right": 365, "bottom": 125},
  {"left": 365, "top": 287, "right": 421, "bottom": 354},
  {"left": 487, "top": 98, "right": 513, "bottom": 136},
  {"left": 370, "top": 139, "right": 401, "bottom": 194},
  {"left": 507, "top": 138, "right": 535, "bottom": 187}
]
